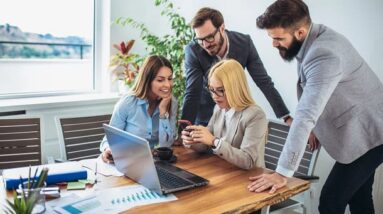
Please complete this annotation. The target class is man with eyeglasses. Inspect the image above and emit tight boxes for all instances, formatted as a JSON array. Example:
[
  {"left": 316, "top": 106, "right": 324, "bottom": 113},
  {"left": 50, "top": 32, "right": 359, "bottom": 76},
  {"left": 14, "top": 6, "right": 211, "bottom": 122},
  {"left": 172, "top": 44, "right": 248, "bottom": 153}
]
[{"left": 181, "top": 7, "right": 291, "bottom": 128}]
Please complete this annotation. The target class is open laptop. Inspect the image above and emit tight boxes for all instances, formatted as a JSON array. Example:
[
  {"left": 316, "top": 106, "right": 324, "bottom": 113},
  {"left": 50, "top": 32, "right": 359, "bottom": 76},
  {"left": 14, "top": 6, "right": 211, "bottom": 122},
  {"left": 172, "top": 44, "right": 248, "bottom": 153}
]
[{"left": 103, "top": 124, "right": 209, "bottom": 195}]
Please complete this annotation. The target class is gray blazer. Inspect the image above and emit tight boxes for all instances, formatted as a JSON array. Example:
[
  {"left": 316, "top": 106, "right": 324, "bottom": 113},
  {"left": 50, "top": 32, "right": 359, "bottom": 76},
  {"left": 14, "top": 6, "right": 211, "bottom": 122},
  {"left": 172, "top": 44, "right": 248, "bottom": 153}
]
[
  {"left": 190, "top": 105, "right": 267, "bottom": 170},
  {"left": 181, "top": 30, "right": 289, "bottom": 125},
  {"left": 277, "top": 24, "right": 383, "bottom": 176}
]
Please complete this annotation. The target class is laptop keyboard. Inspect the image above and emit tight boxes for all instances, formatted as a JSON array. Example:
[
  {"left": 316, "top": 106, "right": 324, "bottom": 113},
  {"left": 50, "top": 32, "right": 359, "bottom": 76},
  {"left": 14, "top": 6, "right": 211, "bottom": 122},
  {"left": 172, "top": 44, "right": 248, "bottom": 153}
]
[{"left": 156, "top": 166, "right": 193, "bottom": 189}]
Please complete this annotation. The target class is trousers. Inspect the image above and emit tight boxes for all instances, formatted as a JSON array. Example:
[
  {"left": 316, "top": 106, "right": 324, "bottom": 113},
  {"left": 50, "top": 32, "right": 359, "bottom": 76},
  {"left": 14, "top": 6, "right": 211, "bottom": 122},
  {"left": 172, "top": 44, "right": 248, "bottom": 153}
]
[{"left": 319, "top": 144, "right": 383, "bottom": 214}]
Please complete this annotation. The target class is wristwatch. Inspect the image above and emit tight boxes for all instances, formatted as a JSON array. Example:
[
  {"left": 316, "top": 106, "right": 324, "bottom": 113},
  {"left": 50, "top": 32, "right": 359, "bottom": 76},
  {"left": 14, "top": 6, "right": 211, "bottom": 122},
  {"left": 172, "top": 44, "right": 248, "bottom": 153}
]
[{"left": 159, "top": 112, "right": 169, "bottom": 119}]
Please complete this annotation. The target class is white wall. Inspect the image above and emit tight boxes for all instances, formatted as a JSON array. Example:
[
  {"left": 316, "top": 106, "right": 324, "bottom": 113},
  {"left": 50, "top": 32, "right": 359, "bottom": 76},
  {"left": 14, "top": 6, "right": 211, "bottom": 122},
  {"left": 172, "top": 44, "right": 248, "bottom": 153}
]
[{"left": 111, "top": 1, "right": 383, "bottom": 213}]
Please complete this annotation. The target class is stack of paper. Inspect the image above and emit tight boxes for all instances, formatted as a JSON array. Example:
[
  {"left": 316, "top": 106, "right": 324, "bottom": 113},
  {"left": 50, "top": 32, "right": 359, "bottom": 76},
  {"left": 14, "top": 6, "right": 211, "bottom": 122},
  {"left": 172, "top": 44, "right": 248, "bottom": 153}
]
[{"left": 79, "top": 157, "right": 123, "bottom": 177}]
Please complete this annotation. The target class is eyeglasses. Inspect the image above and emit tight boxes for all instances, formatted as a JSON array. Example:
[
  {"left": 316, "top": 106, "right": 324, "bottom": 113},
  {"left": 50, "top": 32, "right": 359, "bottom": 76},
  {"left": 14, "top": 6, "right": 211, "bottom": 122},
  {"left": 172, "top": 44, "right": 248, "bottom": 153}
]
[
  {"left": 194, "top": 28, "right": 219, "bottom": 45},
  {"left": 207, "top": 86, "right": 225, "bottom": 97}
]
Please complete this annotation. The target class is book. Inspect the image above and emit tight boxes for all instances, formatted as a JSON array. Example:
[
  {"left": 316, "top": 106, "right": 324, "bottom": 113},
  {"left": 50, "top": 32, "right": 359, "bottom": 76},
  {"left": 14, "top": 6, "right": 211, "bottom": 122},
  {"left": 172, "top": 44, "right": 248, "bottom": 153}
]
[{"left": 2, "top": 162, "right": 87, "bottom": 190}]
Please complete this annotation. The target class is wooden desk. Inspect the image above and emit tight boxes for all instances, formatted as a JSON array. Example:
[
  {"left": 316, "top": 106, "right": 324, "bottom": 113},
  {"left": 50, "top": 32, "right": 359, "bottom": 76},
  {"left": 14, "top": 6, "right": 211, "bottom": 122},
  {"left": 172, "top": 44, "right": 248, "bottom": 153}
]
[
  {"left": 94, "top": 146, "right": 310, "bottom": 213},
  {"left": 2, "top": 146, "right": 309, "bottom": 213}
]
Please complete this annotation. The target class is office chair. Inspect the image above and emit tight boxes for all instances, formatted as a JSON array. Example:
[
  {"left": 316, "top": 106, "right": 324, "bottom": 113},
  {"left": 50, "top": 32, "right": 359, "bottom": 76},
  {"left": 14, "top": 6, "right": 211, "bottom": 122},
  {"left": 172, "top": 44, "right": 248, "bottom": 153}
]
[
  {"left": 55, "top": 114, "right": 111, "bottom": 161},
  {"left": 0, "top": 117, "right": 42, "bottom": 170},
  {"left": 262, "top": 120, "right": 320, "bottom": 214}
]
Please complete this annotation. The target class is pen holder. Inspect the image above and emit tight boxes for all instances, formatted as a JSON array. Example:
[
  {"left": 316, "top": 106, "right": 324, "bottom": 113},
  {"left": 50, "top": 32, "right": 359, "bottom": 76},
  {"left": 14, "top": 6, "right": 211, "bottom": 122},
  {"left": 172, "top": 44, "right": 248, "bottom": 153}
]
[{"left": 18, "top": 181, "right": 47, "bottom": 214}]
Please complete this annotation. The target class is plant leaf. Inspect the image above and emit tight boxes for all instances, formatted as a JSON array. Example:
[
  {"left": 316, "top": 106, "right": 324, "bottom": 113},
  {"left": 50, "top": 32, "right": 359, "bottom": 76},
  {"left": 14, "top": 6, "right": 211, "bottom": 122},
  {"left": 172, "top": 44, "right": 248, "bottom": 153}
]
[{"left": 125, "top": 40, "right": 135, "bottom": 54}]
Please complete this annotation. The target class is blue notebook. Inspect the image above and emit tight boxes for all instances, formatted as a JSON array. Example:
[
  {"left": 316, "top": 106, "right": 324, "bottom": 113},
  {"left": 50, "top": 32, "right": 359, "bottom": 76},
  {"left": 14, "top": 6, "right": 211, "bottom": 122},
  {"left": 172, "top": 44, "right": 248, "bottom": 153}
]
[{"left": 2, "top": 162, "right": 88, "bottom": 190}]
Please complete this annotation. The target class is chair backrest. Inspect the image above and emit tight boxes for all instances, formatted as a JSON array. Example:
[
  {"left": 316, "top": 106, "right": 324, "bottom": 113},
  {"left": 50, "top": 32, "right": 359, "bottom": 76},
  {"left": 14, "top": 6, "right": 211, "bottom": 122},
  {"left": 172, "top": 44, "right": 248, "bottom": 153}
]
[
  {"left": 56, "top": 114, "right": 111, "bottom": 161},
  {"left": 265, "top": 120, "right": 320, "bottom": 177},
  {"left": 0, "top": 118, "right": 42, "bottom": 169}
]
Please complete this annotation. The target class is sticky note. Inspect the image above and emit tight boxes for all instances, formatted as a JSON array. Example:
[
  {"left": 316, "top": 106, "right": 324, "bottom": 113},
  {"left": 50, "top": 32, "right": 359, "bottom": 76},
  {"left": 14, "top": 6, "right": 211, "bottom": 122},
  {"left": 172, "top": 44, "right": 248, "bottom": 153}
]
[
  {"left": 67, "top": 181, "right": 86, "bottom": 190},
  {"left": 78, "top": 179, "right": 95, "bottom": 185}
]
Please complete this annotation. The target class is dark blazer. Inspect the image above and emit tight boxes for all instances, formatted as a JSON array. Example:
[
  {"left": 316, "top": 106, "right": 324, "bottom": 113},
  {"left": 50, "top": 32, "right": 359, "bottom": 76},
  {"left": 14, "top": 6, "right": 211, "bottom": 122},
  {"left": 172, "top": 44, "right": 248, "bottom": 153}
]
[{"left": 181, "top": 30, "right": 289, "bottom": 125}]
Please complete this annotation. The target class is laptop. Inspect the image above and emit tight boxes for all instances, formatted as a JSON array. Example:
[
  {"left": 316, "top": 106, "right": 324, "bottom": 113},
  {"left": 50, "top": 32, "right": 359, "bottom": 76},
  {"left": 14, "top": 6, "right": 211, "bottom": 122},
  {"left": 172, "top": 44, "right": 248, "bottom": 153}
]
[{"left": 103, "top": 124, "right": 209, "bottom": 194}]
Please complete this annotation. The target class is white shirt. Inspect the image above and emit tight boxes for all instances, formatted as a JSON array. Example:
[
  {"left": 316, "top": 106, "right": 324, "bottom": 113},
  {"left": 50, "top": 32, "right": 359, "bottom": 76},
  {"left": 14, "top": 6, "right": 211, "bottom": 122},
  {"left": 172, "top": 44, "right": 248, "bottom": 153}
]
[
  {"left": 212, "top": 108, "right": 235, "bottom": 151},
  {"left": 216, "top": 32, "right": 230, "bottom": 61}
]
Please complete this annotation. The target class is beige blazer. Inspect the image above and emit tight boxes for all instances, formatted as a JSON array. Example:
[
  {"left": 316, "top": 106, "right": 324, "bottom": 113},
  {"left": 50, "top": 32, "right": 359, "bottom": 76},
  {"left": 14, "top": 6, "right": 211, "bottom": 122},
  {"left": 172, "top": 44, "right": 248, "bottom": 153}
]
[{"left": 190, "top": 105, "right": 267, "bottom": 169}]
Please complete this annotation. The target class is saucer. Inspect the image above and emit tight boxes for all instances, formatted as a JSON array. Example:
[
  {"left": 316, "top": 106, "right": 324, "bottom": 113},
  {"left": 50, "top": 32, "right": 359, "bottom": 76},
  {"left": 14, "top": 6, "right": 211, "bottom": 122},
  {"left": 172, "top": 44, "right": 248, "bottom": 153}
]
[{"left": 153, "top": 155, "right": 177, "bottom": 163}]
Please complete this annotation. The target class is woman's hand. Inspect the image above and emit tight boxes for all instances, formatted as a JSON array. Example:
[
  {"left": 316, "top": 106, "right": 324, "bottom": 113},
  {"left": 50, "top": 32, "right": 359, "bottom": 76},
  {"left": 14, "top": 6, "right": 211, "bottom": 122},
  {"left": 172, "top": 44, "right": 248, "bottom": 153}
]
[
  {"left": 159, "top": 96, "right": 172, "bottom": 116},
  {"left": 181, "top": 127, "right": 195, "bottom": 145},
  {"left": 101, "top": 147, "right": 114, "bottom": 164},
  {"left": 187, "top": 125, "right": 215, "bottom": 146}
]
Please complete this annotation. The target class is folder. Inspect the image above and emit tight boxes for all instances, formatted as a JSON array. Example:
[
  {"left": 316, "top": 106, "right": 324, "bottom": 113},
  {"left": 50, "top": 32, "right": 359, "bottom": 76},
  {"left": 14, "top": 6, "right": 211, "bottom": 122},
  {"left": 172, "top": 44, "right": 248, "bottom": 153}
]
[{"left": 2, "top": 162, "right": 88, "bottom": 190}]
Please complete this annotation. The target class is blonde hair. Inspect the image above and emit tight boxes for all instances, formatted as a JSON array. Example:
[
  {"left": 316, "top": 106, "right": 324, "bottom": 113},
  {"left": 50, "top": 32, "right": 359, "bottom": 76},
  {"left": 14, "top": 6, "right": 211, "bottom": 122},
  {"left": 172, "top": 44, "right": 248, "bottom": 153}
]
[{"left": 208, "top": 59, "right": 255, "bottom": 110}]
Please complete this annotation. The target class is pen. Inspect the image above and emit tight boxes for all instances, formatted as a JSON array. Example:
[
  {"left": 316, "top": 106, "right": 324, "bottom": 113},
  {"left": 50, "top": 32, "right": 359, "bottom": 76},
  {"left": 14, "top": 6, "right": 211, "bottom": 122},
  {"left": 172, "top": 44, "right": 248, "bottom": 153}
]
[{"left": 94, "top": 161, "right": 97, "bottom": 184}]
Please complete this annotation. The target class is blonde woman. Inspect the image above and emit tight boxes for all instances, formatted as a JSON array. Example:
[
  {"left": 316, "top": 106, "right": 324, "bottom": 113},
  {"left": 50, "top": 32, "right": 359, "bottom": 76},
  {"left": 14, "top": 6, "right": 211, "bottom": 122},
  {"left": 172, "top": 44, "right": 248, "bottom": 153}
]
[{"left": 181, "top": 59, "right": 267, "bottom": 169}]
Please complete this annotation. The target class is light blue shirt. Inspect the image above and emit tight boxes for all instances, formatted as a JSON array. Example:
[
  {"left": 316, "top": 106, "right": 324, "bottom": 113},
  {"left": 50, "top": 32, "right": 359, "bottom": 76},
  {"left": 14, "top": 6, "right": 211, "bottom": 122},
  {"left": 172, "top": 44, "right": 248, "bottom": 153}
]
[{"left": 100, "top": 94, "right": 178, "bottom": 151}]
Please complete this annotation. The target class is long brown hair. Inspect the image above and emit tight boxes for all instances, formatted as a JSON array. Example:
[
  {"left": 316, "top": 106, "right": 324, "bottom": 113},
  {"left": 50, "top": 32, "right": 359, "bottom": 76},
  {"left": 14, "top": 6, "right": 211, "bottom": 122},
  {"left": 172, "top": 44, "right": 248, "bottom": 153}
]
[{"left": 131, "top": 55, "right": 173, "bottom": 99}]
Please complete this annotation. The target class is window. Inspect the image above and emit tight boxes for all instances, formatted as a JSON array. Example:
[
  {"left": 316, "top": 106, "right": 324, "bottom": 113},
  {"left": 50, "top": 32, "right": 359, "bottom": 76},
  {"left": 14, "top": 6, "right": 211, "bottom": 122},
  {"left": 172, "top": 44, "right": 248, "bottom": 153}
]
[{"left": 0, "top": 0, "right": 99, "bottom": 98}]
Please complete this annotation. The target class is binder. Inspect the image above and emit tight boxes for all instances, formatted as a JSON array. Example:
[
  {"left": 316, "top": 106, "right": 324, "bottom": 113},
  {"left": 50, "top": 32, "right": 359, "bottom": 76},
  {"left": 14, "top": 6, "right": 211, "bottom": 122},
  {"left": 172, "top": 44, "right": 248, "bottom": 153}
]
[{"left": 2, "top": 162, "right": 88, "bottom": 190}]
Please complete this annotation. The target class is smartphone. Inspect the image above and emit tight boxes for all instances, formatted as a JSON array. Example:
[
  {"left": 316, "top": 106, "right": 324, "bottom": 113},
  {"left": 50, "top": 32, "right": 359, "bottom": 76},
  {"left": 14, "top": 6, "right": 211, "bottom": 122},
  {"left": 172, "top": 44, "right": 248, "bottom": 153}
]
[{"left": 178, "top": 119, "right": 192, "bottom": 131}]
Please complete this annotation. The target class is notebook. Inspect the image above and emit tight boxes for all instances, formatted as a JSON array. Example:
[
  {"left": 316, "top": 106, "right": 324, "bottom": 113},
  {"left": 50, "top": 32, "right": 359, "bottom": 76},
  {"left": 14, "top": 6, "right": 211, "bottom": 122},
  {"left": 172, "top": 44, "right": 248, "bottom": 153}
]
[{"left": 103, "top": 124, "right": 209, "bottom": 194}]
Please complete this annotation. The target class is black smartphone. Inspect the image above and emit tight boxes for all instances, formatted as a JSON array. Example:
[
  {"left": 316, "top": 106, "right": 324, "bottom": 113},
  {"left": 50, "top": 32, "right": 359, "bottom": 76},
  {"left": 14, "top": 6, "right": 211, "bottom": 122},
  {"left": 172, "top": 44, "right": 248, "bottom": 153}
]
[{"left": 178, "top": 119, "right": 192, "bottom": 131}]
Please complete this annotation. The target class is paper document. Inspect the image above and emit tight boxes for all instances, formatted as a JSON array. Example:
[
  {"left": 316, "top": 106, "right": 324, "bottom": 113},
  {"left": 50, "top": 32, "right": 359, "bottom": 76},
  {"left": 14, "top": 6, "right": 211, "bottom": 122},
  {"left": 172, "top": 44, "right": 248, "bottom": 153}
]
[
  {"left": 53, "top": 184, "right": 177, "bottom": 213},
  {"left": 79, "top": 157, "right": 123, "bottom": 177},
  {"left": 98, "top": 184, "right": 177, "bottom": 212}
]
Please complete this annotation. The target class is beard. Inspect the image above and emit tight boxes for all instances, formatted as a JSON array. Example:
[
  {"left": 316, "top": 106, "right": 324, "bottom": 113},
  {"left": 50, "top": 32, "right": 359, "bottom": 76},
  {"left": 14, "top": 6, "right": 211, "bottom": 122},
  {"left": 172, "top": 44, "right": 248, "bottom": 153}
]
[
  {"left": 205, "top": 32, "right": 225, "bottom": 56},
  {"left": 277, "top": 36, "right": 303, "bottom": 62}
]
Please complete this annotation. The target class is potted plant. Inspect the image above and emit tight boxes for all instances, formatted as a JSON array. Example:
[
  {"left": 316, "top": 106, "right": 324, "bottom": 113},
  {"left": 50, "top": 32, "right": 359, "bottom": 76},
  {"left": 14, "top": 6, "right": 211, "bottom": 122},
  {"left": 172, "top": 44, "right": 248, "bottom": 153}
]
[
  {"left": 3, "top": 167, "right": 49, "bottom": 214},
  {"left": 110, "top": 39, "right": 141, "bottom": 92},
  {"left": 114, "top": 0, "right": 194, "bottom": 114}
]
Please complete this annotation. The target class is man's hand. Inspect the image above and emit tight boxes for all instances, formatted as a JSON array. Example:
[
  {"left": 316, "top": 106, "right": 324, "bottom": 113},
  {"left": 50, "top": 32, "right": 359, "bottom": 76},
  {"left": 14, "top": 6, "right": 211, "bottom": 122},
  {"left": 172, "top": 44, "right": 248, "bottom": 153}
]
[
  {"left": 285, "top": 116, "right": 293, "bottom": 126},
  {"left": 248, "top": 172, "right": 287, "bottom": 193},
  {"left": 284, "top": 116, "right": 319, "bottom": 151},
  {"left": 308, "top": 132, "right": 320, "bottom": 151}
]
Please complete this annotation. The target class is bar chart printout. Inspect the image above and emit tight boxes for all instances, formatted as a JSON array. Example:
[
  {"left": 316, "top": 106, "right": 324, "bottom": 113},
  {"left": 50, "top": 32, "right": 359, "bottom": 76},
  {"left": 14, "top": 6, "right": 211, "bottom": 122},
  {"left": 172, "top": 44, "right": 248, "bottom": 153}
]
[{"left": 54, "top": 185, "right": 177, "bottom": 213}]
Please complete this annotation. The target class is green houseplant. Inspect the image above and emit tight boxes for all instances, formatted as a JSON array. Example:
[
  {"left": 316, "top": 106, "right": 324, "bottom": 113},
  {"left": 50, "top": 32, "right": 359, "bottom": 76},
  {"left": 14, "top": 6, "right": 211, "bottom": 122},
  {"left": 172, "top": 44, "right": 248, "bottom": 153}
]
[
  {"left": 115, "top": 0, "right": 194, "bottom": 114},
  {"left": 3, "top": 167, "right": 49, "bottom": 214}
]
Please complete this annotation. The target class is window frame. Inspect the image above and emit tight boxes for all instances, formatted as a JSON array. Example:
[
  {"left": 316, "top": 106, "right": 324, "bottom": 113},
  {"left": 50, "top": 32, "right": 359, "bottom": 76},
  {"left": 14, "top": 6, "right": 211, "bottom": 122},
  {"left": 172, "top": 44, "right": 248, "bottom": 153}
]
[{"left": 0, "top": 0, "right": 111, "bottom": 99}]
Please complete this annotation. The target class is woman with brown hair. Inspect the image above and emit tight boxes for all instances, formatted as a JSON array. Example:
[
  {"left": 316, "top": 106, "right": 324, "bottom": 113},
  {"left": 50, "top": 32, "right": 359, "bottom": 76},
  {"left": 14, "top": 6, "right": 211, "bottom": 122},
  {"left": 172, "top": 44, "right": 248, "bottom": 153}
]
[{"left": 100, "top": 55, "right": 177, "bottom": 163}]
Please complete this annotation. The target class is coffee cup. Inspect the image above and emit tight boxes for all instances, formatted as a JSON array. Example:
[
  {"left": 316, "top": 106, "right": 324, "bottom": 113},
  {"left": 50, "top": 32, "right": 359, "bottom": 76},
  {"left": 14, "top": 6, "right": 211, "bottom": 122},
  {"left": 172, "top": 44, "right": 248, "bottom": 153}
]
[{"left": 153, "top": 147, "right": 173, "bottom": 161}]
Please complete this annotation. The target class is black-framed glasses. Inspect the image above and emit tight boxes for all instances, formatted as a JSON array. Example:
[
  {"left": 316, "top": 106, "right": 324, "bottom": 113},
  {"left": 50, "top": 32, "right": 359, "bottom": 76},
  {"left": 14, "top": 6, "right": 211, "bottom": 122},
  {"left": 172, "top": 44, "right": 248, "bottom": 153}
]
[
  {"left": 194, "top": 28, "right": 219, "bottom": 45},
  {"left": 207, "top": 86, "right": 225, "bottom": 97}
]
